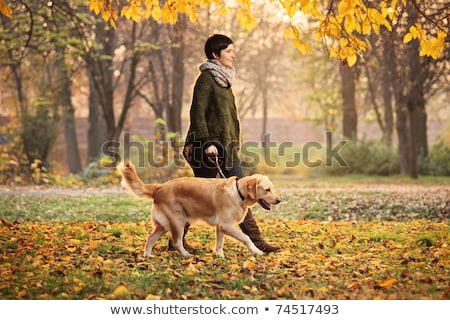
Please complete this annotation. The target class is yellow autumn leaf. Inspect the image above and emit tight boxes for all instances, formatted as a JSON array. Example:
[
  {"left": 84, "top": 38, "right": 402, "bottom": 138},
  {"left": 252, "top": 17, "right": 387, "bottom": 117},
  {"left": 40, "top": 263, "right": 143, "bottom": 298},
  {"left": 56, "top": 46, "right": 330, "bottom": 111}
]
[
  {"left": 419, "top": 31, "right": 446, "bottom": 59},
  {"left": 347, "top": 54, "right": 357, "bottom": 67},
  {"left": 161, "top": 2, "right": 177, "bottom": 24},
  {"left": 339, "top": 37, "right": 349, "bottom": 47},
  {"left": 0, "top": 0, "right": 11, "bottom": 18},
  {"left": 144, "top": 6, "right": 151, "bottom": 19},
  {"left": 344, "top": 14, "right": 356, "bottom": 33},
  {"left": 291, "top": 25, "right": 301, "bottom": 38},
  {"left": 120, "top": 6, "right": 131, "bottom": 19},
  {"left": 337, "top": 0, "right": 353, "bottom": 16},
  {"left": 284, "top": 28, "right": 293, "bottom": 40},
  {"left": 362, "top": 20, "right": 371, "bottom": 35},
  {"left": 151, "top": 6, "right": 162, "bottom": 20},
  {"left": 66, "top": 245, "right": 78, "bottom": 253},
  {"left": 280, "top": 0, "right": 290, "bottom": 11},
  {"left": 367, "top": 8, "right": 387, "bottom": 28},
  {"left": 72, "top": 277, "right": 84, "bottom": 294},
  {"left": 219, "top": 5, "right": 228, "bottom": 16},
  {"left": 287, "top": 3, "right": 296, "bottom": 18},
  {"left": 100, "top": 8, "right": 108, "bottom": 21},
  {"left": 243, "top": 257, "right": 256, "bottom": 270},
  {"left": 17, "top": 287, "right": 27, "bottom": 298},
  {"left": 89, "top": 0, "right": 102, "bottom": 15},
  {"left": 292, "top": 39, "right": 308, "bottom": 55},
  {"left": 377, "top": 278, "right": 398, "bottom": 289},
  {"left": 196, "top": 277, "right": 217, "bottom": 282},
  {"left": 121, "top": 5, "right": 139, "bottom": 22},
  {"left": 187, "top": 7, "right": 197, "bottom": 23},
  {"left": 391, "top": 0, "right": 399, "bottom": 10},
  {"left": 318, "top": 286, "right": 329, "bottom": 294},
  {"left": 113, "top": 284, "right": 129, "bottom": 296},
  {"left": 329, "top": 47, "right": 340, "bottom": 59},
  {"left": 185, "top": 263, "right": 198, "bottom": 276},
  {"left": 237, "top": 9, "right": 256, "bottom": 31},
  {"left": 300, "top": 0, "right": 314, "bottom": 16},
  {"left": 145, "top": 294, "right": 161, "bottom": 300},
  {"left": 403, "top": 32, "right": 413, "bottom": 44},
  {"left": 315, "top": 254, "right": 328, "bottom": 261}
]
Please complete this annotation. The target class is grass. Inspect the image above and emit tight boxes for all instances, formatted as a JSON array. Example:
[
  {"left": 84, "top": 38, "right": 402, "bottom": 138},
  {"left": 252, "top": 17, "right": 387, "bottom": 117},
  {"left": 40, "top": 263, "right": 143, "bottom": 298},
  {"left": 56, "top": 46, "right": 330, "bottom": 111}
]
[
  {"left": 1, "top": 175, "right": 449, "bottom": 222},
  {"left": 0, "top": 175, "right": 449, "bottom": 300},
  {"left": 1, "top": 195, "right": 150, "bottom": 222},
  {"left": 1, "top": 219, "right": 449, "bottom": 300}
]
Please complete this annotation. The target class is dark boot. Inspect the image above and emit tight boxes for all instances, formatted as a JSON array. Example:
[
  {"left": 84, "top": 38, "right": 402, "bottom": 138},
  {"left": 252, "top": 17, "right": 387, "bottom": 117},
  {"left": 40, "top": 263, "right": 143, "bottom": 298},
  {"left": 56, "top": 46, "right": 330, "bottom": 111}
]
[
  {"left": 239, "top": 208, "right": 281, "bottom": 253},
  {"left": 168, "top": 223, "right": 196, "bottom": 253}
]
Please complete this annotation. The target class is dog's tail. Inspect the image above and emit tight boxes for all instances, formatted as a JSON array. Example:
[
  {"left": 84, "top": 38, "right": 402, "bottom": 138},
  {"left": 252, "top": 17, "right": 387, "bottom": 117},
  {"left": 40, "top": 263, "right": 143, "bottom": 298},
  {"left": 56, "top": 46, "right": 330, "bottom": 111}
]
[{"left": 117, "top": 161, "right": 159, "bottom": 199}]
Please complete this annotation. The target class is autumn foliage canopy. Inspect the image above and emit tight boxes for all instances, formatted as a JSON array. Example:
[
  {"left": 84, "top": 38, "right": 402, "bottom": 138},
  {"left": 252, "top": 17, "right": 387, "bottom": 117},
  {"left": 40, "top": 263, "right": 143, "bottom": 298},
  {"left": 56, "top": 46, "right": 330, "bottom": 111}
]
[{"left": 0, "top": 0, "right": 447, "bottom": 66}]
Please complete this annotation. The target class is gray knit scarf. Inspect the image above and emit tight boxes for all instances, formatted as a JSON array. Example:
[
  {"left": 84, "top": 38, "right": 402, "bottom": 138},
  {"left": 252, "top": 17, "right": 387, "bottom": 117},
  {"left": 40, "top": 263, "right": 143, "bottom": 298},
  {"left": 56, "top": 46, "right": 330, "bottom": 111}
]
[{"left": 199, "top": 59, "right": 235, "bottom": 88}]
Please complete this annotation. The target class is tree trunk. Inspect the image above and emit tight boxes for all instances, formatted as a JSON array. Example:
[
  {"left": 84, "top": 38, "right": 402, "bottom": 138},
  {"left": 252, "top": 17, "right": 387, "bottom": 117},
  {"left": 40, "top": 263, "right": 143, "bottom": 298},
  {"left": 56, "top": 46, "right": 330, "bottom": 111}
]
[
  {"left": 339, "top": 64, "right": 357, "bottom": 139},
  {"left": 56, "top": 50, "right": 82, "bottom": 173},
  {"left": 407, "top": 105, "right": 418, "bottom": 179},
  {"left": 9, "top": 61, "right": 26, "bottom": 115},
  {"left": 87, "top": 70, "right": 108, "bottom": 163},
  {"left": 381, "top": 80, "right": 394, "bottom": 147},
  {"left": 86, "top": 20, "right": 115, "bottom": 162},
  {"left": 416, "top": 103, "right": 428, "bottom": 159},
  {"left": 168, "top": 17, "right": 186, "bottom": 135},
  {"left": 261, "top": 86, "right": 268, "bottom": 143},
  {"left": 392, "top": 51, "right": 411, "bottom": 176},
  {"left": 381, "top": 33, "right": 394, "bottom": 147},
  {"left": 113, "top": 22, "right": 138, "bottom": 142},
  {"left": 99, "top": 24, "right": 116, "bottom": 142},
  {"left": 404, "top": 2, "right": 423, "bottom": 179},
  {"left": 396, "top": 105, "right": 410, "bottom": 175}
]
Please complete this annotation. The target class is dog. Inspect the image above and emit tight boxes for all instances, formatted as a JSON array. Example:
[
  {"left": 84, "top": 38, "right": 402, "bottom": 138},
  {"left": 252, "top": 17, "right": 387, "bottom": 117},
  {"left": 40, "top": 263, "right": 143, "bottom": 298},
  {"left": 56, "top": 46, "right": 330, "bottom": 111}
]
[{"left": 117, "top": 161, "right": 281, "bottom": 258}]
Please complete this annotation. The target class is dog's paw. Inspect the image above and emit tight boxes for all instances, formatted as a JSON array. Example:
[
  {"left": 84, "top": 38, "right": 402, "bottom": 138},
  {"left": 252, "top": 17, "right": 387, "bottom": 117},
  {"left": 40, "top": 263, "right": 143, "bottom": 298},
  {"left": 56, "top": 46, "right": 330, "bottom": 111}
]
[
  {"left": 215, "top": 251, "right": 225, "bottom": 258},
  {"left": 143, "top": 252, "right": 153, "bottom": 258},
  {"left": 181, "top": 252, "right": 192, "bottom": 258},
  {"left": 252, "top": 249, "right": 264, "bottom": 256}
]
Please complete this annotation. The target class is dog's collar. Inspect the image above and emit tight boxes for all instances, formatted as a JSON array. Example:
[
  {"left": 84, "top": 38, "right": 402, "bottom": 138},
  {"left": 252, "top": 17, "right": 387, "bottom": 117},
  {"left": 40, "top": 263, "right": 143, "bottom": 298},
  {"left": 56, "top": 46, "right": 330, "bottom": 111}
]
[{"left": 235, "top": 178, "right": 245, "bottom": 201}]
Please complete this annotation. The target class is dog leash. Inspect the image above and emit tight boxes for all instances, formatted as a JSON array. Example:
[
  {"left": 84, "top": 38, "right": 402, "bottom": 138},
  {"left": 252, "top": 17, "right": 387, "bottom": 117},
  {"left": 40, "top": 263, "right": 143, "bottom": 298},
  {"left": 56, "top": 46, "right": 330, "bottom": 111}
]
[
  {"left": 208, "top": 155, "right": 226, "bottom": 179},
  {"left": 209, "top": 155, "right": 245, "bottom": 201}
]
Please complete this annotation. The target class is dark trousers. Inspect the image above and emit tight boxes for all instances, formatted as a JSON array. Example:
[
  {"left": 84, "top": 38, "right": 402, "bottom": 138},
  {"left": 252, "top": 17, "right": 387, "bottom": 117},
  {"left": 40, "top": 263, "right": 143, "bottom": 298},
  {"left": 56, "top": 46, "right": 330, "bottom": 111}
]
[{"left": 192, "top": 159, "right": 243, "bottom": 179}]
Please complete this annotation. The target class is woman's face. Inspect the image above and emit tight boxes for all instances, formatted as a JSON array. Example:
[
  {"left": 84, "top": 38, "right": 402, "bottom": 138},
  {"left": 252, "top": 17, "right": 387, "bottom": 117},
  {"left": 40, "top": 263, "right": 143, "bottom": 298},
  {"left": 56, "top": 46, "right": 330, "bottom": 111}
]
[{"left": 213, "top": 44, "right": 235, "bottom": 68}]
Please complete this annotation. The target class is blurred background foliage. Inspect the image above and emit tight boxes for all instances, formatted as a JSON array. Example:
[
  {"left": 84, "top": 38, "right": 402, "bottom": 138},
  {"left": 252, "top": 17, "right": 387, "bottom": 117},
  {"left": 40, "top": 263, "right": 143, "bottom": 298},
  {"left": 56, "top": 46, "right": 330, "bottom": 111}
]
[{"left": 0, "top": 1, "right": 448, "bottom": 186}]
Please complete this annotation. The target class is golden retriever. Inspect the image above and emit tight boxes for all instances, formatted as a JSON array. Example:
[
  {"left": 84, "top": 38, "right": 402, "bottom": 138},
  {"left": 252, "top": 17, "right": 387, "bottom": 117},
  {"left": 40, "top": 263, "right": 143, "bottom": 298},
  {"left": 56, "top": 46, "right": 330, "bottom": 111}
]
[{"left": 117, "top": 161, "right": 281, "bottom": 258}]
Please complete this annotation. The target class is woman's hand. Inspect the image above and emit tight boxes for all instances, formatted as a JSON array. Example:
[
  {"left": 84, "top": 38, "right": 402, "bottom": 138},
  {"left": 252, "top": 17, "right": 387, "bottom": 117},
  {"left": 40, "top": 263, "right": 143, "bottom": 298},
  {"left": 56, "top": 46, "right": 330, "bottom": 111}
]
[{"left": 205, "top": 145, "right": 218, "bottom": 156}]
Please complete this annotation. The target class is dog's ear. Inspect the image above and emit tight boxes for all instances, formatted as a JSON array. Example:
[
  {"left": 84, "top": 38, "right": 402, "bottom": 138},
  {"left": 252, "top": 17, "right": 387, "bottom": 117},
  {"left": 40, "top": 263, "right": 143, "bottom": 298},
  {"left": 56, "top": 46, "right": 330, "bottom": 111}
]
[{"left": 246, "top": 177, "right": 259, "bottom": 201}]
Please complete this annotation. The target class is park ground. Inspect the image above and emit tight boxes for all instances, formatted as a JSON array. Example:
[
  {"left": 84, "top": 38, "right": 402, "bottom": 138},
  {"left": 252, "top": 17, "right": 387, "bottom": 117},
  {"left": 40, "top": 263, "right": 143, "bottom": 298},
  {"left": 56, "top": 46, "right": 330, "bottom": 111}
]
[{"left": 0, "top": 175, "right": 449, "bottom": 299}]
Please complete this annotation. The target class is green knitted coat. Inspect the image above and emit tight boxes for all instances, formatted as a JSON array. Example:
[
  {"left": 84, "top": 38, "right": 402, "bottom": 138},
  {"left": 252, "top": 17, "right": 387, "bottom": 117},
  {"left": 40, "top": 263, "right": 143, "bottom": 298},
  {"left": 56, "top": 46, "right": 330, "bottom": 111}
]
[{"left": 184, "top": 71, "right": 241, "bottom": 169}]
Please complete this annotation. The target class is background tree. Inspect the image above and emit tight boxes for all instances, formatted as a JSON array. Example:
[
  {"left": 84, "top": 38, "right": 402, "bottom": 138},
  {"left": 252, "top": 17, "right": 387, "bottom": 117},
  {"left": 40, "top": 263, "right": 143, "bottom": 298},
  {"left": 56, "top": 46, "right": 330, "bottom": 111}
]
[
  {"left": 0, "top": 0, "right": 448, "bottom": 179},
  {"left": 0, "top": 2, "right": 62, "bottom": 173},
  {"left": 364, "top": 27, "right": 396, "bottom": 147},
  {"left": 51, "top": 2, "right": 83, "bottom": 173},
  {"left": 72, "top": 11, "right": 186, "bottom": 162},
  {"left": 0, "top": 1, "right": 89, "bottom": 174},
  {"left": 339, "top": 63, "right": 358, "bottom": 139},
  {"left": 362, "top": 1, "right": 449, "bottom": 177}
]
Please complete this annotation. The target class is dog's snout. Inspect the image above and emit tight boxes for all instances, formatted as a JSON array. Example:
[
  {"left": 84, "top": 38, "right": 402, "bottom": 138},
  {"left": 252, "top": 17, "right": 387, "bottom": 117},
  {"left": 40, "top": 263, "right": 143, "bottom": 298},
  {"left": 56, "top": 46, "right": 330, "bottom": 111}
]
[{"left": 275, "top": 198, "right": 281, "bottom": 204}]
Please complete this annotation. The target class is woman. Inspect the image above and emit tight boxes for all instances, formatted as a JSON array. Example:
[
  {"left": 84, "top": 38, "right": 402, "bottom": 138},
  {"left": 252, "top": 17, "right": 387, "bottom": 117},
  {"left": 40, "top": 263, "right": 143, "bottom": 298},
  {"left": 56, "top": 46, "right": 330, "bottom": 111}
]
[{"left": 180, "top": 34, "right": 280, "bottom": 254}]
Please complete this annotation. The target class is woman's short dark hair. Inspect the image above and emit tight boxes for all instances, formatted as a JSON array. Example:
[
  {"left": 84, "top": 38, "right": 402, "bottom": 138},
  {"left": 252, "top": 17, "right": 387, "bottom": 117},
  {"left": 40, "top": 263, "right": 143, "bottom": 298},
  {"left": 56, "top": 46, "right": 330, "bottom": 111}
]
[{"left": 204, "top": 34, "right": 233, "bottom": 60}]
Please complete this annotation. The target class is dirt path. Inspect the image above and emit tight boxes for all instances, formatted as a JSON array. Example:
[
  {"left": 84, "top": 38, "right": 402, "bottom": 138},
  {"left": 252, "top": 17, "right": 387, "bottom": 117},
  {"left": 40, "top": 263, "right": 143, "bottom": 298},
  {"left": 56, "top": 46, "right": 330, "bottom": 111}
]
[
  {"left": 1, "top": 182, "right": 449, "bottom": 197},
  {"left": 0, "top": 185, "right": 125, "bottom": 197}
]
